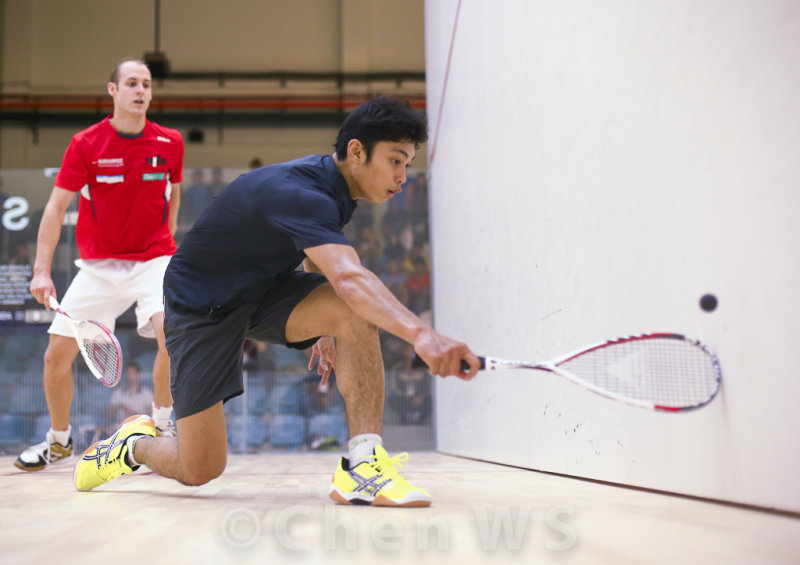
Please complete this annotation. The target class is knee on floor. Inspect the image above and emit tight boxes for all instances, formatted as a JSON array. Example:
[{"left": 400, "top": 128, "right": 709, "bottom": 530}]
[{"left": 179, "top": 460, "right": 226, "bottom": 487}]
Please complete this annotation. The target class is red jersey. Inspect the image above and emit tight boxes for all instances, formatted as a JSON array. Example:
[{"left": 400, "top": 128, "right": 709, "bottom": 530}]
[{"left": 55, "top": 116, "right": 184, "bottom": 260}]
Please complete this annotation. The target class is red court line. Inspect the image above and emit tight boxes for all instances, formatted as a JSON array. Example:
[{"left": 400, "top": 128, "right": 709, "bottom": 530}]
[{"left": 429, "top": 0, "right": 462, "bottom": 165}]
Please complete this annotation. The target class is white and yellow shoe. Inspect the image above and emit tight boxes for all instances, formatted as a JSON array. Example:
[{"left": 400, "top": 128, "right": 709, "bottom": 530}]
[
  {"left": 155, "top": 420, "right": 176, "bottom": 437},
  {"left": 14, "top": 431, "right": 73, "bottom": 471},
  {"left": 329, "top": 446, "right": 431, "bottom": 507},
  {"left": 73, "top": 414, "right": 155, "bottom": 491}
]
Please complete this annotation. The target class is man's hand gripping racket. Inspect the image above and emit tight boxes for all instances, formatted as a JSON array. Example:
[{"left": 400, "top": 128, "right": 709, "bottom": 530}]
[
  {"left": 48, "top": 296, "right": 123, "bottom": 387},
  {"left": 413, "top": 333, "right": 721, "bottom": 412}
]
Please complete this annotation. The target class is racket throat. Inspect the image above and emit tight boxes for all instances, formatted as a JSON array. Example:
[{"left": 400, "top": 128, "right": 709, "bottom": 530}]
[{"left": 484, "top": 357, "right": 548, "bottom": 371}]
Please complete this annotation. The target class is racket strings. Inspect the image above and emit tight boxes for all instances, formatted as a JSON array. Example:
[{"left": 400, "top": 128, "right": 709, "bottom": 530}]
[
  {"left": 557, "top": 337, "right": 720, "bottom": 407},
  {"left": 77, "top": 322, "right": 122, "bottom": 386}
]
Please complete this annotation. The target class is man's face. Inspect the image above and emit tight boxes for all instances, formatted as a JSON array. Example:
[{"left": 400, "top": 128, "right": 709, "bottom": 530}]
[
  {"left": 108, "top": 62, "right": 152, "bottom": 116},
  {"left": 350, "top": 140, "right": 415, "bottom": 203}
]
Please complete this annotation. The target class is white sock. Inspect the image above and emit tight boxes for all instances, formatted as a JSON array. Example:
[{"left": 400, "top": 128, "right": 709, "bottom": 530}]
[
  {"left": 50, "top": 426, "right": 71, "bottom": 446},
  {"left": 152, "top": 403, "right": 173, "bottom": 427},
  {"left": 348, "top": 433, "right": 382, "bottom": 466},
  {"left": 125, "top": 435, "right": 143, "bottom": 468}
]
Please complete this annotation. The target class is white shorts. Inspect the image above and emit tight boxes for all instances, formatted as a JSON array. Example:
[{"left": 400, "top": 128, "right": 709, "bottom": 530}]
[{"left": 49, "top": 255, "right": 171, "bottom": 339}]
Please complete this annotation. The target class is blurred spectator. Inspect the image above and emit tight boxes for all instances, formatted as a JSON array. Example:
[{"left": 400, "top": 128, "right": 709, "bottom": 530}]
[
  {"left": 356, "top": 224, "right": 380, "bottom": 271},
  {"left": 406, "top": 255, "right": 431, "bottom": 314},
  {"left": 404, "top": 242, "right": 429, "bottom": 273},
  {"left": 243, "top": 339, "right": 273, "bottom": 371},
  {"left": 249, "top": 158, "right": 263, "bottom": 170},
  {"left": 105, "top": 363, "right": 154, "bottom": 429},
  {"left": 178, "top": 169, "right": 214, "bottom": 235},
  {"left": 409, "top": 172, "right": 428, "bottom": 215},
  {"left": 398, "top": 217, "right": 414, "bottom": 253},
  {"left": 374, "top": 222, "right": 401, "bottom": 265},
  {"left": 379, "top": 256, "right": 409, "bottom": 306},
  {"left": 300, "top": 372, "right": 341, "bottom": 416},
  {"left": 209, "top": 166, "right": 227, "bottom": 196},
  {"left": 388, "top": 342, "right": 432, "bottom": 425},
  {"left": 380, "top": 334, "right": 409, "bottom": 370}
]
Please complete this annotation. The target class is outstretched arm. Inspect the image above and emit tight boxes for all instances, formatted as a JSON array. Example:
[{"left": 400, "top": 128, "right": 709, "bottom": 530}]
[{"left": 304, "top": 243, "right": 479, "bottom": 379}]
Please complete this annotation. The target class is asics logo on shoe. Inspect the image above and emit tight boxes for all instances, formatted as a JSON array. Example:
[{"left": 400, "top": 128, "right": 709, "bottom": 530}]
[
  {"left": 82, "top": 433, "right": 125, "bottom": 468},
  {"left": 348, "top": 471, "right": 391, "bottom": 496},
  {"left": 329, "top": 447, "right": 432, "bottom": 507}
]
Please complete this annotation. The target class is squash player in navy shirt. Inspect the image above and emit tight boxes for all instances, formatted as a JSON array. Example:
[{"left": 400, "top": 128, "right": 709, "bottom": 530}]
[{"left": 73, "top": 97, "right": 480, "bottom": 507}]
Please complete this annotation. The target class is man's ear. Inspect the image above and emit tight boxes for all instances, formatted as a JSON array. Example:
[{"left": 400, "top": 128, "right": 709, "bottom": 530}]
[
  {"left": 347, "top": 139, "right": 366, "bottom": 164},
  {"left": 107, "top": 82, "right": 117, "bottom": 98}
]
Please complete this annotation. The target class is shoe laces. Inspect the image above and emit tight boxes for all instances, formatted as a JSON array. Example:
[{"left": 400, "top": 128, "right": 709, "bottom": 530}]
[{"left": 368, "top": 447, "right": 411, "bottom": 484}]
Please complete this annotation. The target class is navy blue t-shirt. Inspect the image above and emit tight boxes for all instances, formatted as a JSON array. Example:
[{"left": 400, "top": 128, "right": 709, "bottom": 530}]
[{"left": 164, "top": 154, "right": 357, "bottom": 314}]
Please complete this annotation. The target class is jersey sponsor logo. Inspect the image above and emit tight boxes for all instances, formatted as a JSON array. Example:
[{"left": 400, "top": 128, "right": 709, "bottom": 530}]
[
  {"left": 95, "top": 158, "right": 125, "bottom": 167},
  {"left": 146, "top": 155, "right": 168, "bottom": 167},
  {"left": 96, "top": 175, "right": 124, "bottom": 184},
  {"left": 143, "top": 172, "right": 166, "bottom": 181},
  {"left": 157, "top": 136, "right": 172, "bottom": 143}
]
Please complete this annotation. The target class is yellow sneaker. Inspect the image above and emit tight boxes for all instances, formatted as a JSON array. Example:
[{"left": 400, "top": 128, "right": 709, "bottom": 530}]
[
  {"left": 329, "top": 446, "right": 431, "bottom": 507},
  {"left": 73, "top": 414, "right": 155, "bottom": 491}
]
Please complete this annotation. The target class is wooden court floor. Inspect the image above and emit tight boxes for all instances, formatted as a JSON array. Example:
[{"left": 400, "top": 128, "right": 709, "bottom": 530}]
[{"left": 1, "top": 452, "right": 798, "bottom": 564}]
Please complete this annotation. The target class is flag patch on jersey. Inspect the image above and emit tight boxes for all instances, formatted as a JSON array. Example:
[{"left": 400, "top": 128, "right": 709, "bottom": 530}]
[
  {"left": 96, "top": 175, "right": 124, "bottom": 184},
  {"left": 142, "top": 172, "right": 166, "bottom": 181}
]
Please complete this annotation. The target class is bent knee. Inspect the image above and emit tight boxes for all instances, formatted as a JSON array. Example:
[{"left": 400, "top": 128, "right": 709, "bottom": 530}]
[
  {"left": 338, "top": 312, "right": 379, "bottom": 340},
  {"left": 179, "top": 462, "right": 226, "bottom": 487},
  {"left": 178, "top": 451, "right": 227, "bottom": 486}
]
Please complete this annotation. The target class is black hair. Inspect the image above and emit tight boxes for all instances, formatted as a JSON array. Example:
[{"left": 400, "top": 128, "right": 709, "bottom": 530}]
[{"left": 334, "top": 97, "right": 428, "bottom": 161}]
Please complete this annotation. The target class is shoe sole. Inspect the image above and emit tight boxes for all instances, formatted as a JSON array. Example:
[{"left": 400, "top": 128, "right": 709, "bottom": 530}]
[
  {"left": 329, "top": 488, "right": 431, "bottom": 508},
  {"left": 13, "top": 454, "right": 74, "bottom": 472}
]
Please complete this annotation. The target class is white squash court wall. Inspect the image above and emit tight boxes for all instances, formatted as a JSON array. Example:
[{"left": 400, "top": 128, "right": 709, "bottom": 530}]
[{"left": 426, "top": 0, "right": 800, "bottom": 513}]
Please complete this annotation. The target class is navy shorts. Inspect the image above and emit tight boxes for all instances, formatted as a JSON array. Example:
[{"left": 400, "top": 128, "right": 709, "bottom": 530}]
[{"left": 165, "top": 271, "right": 327, "bottom": 419}]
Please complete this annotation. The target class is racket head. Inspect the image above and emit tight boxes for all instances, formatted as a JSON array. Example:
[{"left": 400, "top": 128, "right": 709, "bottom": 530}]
[
  {"left": 551, "top": 333, "right": 721, "bottom": 412},
  {"left": 75, "top": 319, "right": 123, "bottom": 387}
]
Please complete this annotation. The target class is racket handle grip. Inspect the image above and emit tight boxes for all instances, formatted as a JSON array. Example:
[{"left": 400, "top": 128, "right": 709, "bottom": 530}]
[{"left": 411, "top": 354, "right": 486, "bottom": 371}]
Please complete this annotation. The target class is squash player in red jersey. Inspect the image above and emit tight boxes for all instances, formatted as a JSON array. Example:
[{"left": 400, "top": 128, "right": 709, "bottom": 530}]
[{"left": 15, "top": 58, "right": 184, "bottom": 471}]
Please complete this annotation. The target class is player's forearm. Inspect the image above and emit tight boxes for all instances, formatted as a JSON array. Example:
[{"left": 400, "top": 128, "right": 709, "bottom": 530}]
[
  {"left": 333, "top": 267, "right": 430, "bottom": 345},
  {"left": 168, "top": 183, "right": 181, "bottom": 235},
  {"left": 32, "top": 203, "right": 67, "bottom": 276}
]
